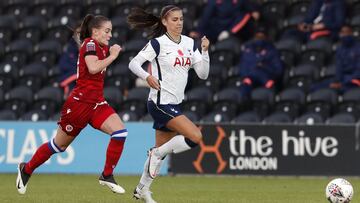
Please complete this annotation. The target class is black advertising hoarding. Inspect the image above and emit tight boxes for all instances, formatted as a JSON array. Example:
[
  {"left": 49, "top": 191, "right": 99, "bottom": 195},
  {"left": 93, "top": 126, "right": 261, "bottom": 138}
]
[{"left": 170, "top": 124, "right": 360, "bottom": 175}]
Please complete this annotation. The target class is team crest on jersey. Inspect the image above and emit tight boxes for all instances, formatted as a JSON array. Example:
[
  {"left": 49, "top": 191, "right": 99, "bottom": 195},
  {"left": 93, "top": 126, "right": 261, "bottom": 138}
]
[
  {"left": 86, "top": 41, "right": 96, "bottom": 52},
  {"left": 65, "top": 124, "right": 73, "bottom": 132}
]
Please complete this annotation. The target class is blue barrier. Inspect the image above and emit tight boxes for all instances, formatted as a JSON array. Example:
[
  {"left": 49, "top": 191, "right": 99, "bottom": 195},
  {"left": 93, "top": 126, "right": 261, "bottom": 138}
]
[{"left": 0, "top": 122, "right": 167, "bottom": 175}]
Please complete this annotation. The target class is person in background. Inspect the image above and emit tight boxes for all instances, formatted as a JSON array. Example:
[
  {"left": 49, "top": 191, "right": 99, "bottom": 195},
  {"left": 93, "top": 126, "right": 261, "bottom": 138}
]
[
  {"left": 236, "top": 26, "right": 283, "bottom": 98},
  {"left": 189, "top": 0, "right": 260, "bottom": 43},
  {"left": 58, "top": 25, "right": 81, "bottom": 91},
  {"left": 16, "top": 14, "right": 128, "bottom": 195},
  {"left": 285, "top": 0, "right": 345, "bottom": 42},
  {"left": 127, "top": 5, "right": 210, "bottom": 203},
  {"left": 311, "top": 25, "right": 360, "bottom": 92}
]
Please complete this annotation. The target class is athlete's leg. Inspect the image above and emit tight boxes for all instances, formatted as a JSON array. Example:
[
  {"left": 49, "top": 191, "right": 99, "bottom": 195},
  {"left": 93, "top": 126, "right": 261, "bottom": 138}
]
[
  {"left": 134, "top": 130, "right": 175, "bottom": 202},
  {"left": 154, "top": 115, "right": 201, "bottom": 158},
  {"left": 91, "top": 107, "right": 127, "bottom": 194},
  {"left": 17, "top": 128, "right": 75, "bottom": 194}
]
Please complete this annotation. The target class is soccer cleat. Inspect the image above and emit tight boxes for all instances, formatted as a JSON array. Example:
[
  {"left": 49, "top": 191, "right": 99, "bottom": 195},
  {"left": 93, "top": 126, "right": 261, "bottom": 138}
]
[
  {"left": 133, "top": 187, "right": 157, "bottom": 203},
  {"left": 98, "top": 173, "right": 125, "bottom": 194},
  {"left": 147, "top": 148, "right": 162, "bottom": 179},
  {"left": 16, "top": 162, "right": 31, "bottom": 195}
]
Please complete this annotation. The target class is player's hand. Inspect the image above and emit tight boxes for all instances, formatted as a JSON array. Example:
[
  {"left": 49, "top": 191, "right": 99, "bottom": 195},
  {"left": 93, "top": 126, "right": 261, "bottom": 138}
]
[
  {"left": 109, "top": 44, "right": 122, "bottom": 59},
  {"left": 146, "top": 75, "right": 161, "bottom": 90},
  {"left": 201, "top": 36, "right": 210, "bottom": 52}
]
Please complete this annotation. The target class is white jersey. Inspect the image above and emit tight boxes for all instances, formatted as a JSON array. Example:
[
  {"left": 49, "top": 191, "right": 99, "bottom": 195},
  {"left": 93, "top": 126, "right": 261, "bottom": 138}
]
[{"left": 139, "top": 34, "right": 203, "bottom": 105}]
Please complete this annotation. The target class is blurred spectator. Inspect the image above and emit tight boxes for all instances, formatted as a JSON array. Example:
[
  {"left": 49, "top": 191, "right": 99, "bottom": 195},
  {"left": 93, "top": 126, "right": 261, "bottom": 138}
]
[
  {"left": 285, "top": 0, "right": 345, "bottom": 42},
  {"left": 236, "top": 27, "right": 283, "bottom": 98},
  {"left": 189, "top": 0, "right": 260, "bottom": 43},
  {"left": 58, "top": 26, "right": 81, "bottom": 92},
  {"left": 311, "top": 25, "right": 360, "bottom": 92}
]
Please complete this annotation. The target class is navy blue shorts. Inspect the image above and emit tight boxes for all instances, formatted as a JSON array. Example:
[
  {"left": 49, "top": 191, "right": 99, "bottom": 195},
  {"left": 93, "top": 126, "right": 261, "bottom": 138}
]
[{"left": 147, "top": 100, "right": 183, "bottom": 131}]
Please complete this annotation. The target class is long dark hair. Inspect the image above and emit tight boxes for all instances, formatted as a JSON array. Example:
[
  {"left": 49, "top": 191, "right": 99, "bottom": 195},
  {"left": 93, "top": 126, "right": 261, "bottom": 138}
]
[
  {"left": 127, "top": 5, "right": 181, "bottom": 39},
  {"left": 79, "top": 14, "right": 110, "bottom": 42}
]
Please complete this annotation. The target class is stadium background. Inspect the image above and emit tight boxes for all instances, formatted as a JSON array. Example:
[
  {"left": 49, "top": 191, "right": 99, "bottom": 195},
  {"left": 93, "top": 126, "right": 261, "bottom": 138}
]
[{"left": 1, "top": 0, "right": 360, "bottom": 202}]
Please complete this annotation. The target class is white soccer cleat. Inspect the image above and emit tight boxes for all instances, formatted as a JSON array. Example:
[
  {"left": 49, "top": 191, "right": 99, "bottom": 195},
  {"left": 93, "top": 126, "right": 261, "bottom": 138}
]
[
  {"left": 99, "top": 174, "right": 125, "bottom": 194},
  {"left": 16, "top": 162, "right": 31, "bottom": 195},
  {"left": 147, "top": 148, "right": 162, "bottom": 179},
  {"left": 133, "top": 187, "right": 157, "bottom": 203}
]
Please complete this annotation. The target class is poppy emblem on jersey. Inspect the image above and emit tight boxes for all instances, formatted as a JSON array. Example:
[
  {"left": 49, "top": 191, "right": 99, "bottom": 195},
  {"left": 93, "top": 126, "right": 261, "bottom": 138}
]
[
  {"left": 177, "top": 49, "right": 184, "bottom": 56},
  {"left": 65, "top": 125, "right": 73, "bottom": 132},
  {"left": 86, "top": 41, "right": 96, "bottom": 52}
]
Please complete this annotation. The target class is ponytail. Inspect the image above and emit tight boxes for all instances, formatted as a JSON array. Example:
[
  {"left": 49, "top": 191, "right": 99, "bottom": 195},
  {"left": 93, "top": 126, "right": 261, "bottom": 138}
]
[
  {"left": 79, "top": 14, "right": 110, "bottom": 42},
  {"left": 127, "top": 5, "right": 181, "bottom": 39}
]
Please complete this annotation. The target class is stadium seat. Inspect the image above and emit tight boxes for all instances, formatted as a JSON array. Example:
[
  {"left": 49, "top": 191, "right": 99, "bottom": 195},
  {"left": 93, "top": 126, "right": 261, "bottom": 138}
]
[
  {"left": 85, "top": 0, "right": 111, "bottom": 16},
  {"left": 4, "top": 39, "right": 33, "bottom": 67},
  {"left": 210, "top": 50, "right": 237, "bottom": 68},
  {"left": 118, "top": 39, "right": 147, "bottom": 63},
  {"left": 3, "top": 86, "right": 33, "bottom": 116},
  {"left": 261, "top": 0, "right": 287, "bottom": 26},
  {"left": 212, "top": 36, "right": 241, "bottom": 54},
  {"left": 57, "top": 0, "right": 82, "bottom": 19},
  {"left": 0, "top": 15, "right": 17, "bottom": 44},
  {"left": 176, "top": 0, "right": 200, "bottom": 19},
  {"left": 111, "top": 16, "right": 131, "bottom": 44},
  {"left": 46, "top": 16, "right": 75, "bottom": 44},
  {"left": 274, "top": 87, "right": 305, "bottom": 119},
  {"left": 0, "top": 109, "right": 18, "bottom": 120},
  {"left": 326, "top": 113, "right": 356, "bottom": 124},
  {"left": 251, "top": 87, "right": 275, "bottom": 118},
  {"left": 279, "top": 50, "right": 296, "bottom": 69},
  {"left": 231, "top": 111, "right": 261, "bottom": 123},
  {"left": 299, "top": 50, "right": 326, "bottom": 67},
  {"left": 263, "top": 112, "right": 293, "bottom": 124},
  {"left": 201, "top": 111, "right": 231, "bottom": 123},
  {"left": 212, "top": 87, "right": 246, "bottom": 118},
  {"left": 112, "top": 1, "right": 140, "bottom": 17},
  {"left": 337, "top": 88, "right": 360, "bottom": 119},
  {"left": 17, "top": 16, "right": 47, "bottom": 44},
  {"left": 295, "top": 112, "right": 324, "bottom": 124},
  {"left": 33, "top": 40, "right": 62, "bottom": 66},
  {"left": 122, "top": 87, "right": 149, "bottom": 117},
  {"left": 20, "top": 109, "right": 48, "bottom": 121},
  {"left": 286, "top": 64, "right": 319, "bottom": 92},
  {"left": 30, "top": 0, "right": 55, "bottom": 19},
  {"left": 47, "top": 66, "right": 61, "bottom": 85},
  {"left": 182, "top": 86, "right": 213, "bottom": 117},
  {"left": 287, "top": 0, "right": 311, "bottom": 18},
  {"left": 183, "top": 111, "right": 200, "bottom": 122},
  {"left": 49, "top": 111, "right": 60, "bottom": 121},
  {"left": 3, "top": 0, "right": 30, "bottom": 19},
  {"left": 118, "top": 110, "right": 140, "bottom": 122},
  {"left": 0, "top": 62, "right": 19, "bottom": 92},
  {"left": 103, "top": 86, "right": 123, "bottom": 112},
  {"left": 305, "top": 37, "right": 333, "bottom": 57},
  {"left": 145, "top": 1, "right": 167, "bottom": 17},
  {"left": 320, "top": 63, "right": 336, "bottom": 80},
  {"left": 306, "top": 88, "right": 338, "bottom": 119},
  {"left": 18, "top": 62, "right": 48, "bottom": 91},
  {"left": 275, "top": 37, "right": 302, "bottom": 55},
  {"left": 141, "top": 113, "right": 153, "bottom": 122},
  {"left": 33, "top": 86, "right": 63, "bottom": 117},
  {"left": 0, "top": 88, "right": 3, "bottom": 106}
]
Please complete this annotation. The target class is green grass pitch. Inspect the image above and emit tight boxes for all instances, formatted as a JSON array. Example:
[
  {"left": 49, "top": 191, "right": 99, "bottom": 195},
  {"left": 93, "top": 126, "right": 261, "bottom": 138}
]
[{"left": 1, "top": 174, "right": 360, "bottom": 203}]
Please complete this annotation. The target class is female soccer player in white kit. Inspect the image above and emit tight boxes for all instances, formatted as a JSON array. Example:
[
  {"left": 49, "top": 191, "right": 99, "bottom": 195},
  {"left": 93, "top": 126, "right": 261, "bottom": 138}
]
[{"left": 128, "top": 5, "right": 210, "bottom": 203}]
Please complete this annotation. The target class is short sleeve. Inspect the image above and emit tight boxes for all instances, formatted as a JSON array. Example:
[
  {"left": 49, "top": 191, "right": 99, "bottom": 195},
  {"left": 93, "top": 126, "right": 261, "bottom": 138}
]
[
  {"left": 84, "top": 40, "right": 98, "bottom": 57},
  {"left": 138, "top": 40, "right": 157, "bottom": 61}
]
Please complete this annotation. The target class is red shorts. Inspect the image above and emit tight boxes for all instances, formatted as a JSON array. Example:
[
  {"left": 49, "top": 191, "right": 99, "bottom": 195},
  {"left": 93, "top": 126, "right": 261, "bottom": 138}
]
[{"left": 57, "top": 96, "right": 116, "bottom": 136}]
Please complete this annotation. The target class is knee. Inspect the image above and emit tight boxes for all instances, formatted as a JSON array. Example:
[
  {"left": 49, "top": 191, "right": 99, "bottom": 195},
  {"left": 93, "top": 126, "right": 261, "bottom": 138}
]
[{"left": 50, "top": 139, "right": 67, "bottom": 153}]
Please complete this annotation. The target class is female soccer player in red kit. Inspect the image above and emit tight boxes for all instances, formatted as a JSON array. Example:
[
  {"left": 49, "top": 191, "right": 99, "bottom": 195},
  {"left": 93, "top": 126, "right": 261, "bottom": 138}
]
[{"left": 16, "top": 14, "right": 127, "bottom": 195}]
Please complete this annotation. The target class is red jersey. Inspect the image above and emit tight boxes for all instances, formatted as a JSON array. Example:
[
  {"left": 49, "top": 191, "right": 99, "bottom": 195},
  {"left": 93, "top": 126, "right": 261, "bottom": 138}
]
[{"left": 70, "top": 38, "right": 109, "bottom": 103}]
